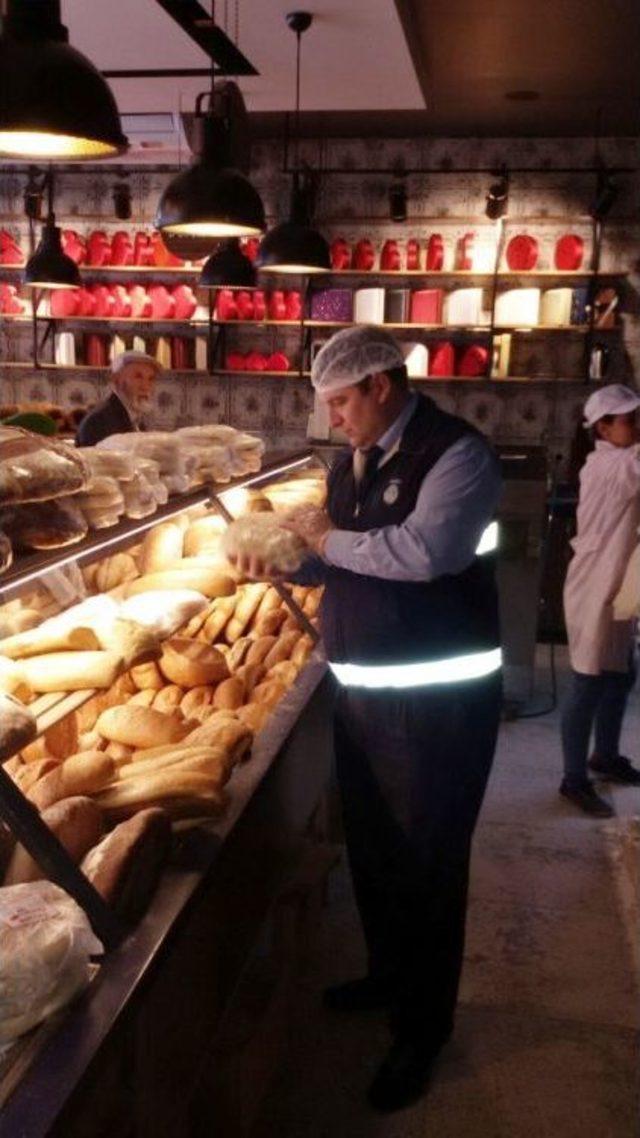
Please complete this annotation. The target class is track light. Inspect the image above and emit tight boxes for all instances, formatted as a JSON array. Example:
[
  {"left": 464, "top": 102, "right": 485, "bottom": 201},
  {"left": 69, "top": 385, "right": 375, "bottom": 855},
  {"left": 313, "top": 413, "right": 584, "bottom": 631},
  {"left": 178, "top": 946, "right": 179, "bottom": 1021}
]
[
  {"left": 156, "top": 84, "right": 265, "bottom": 239},
  {"left": 0, "top": 0, "right": 127, "bottom": 160},
  {"left": 24, "top": 170, "right": 80, "bottom": 289},
  {"left": 113, "top": 182, "right": 132, "bottom": 220},
  {"left": 485, "top": 171, "right": 509, "bottom": 220}
]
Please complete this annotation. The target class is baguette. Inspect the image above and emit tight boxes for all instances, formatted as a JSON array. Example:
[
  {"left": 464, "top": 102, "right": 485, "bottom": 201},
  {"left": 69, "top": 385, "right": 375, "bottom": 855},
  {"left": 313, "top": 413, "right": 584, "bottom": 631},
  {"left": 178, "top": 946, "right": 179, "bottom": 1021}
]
[
  {"left": 252, "top": 586, "right": 282, "bottom": 625},
  {"left": 252, "top": 609, "right": 287, "bottom": 638},
  {"left": 128, "top": 688, "right": 157, "bottom": 708},
  {"left": 0, "top": 625, "right": 99, "bottom": 660},
  {"left": 183, "top": 516, "right": 225, "bottom": 557},
  {"left": 303, "top": 588, "right": 323, "bottom": 618},
  {"left": 234, "top": 662, "right": 265, "bottom": 695},
  {"left": 212, "top": 676, "right": 245, "bottom": 711},
  {"left": 152, "top": 685, "right": 185, "bottom": 715},
  {"left": 118, "top": 743, "right": 232, "bottom": 783},
  {"left": 4, "top": 796, "right": 104, "bottom": 885},
  {"left": 93, "top": 618, "right": 161, "bottom": 669},
  {"left": 180, "top": 685, "right": 213, "bottom": 722},
  {"left": 237, "top": 703, "right": 270, "bottom": 733},
  {"left": 245, "top": 635, "right": 278, "bottom": 667},
  {"left": 13, "top": 756, "right": 59, "bottom": 794},
  {"left": 0, "top": 657, "right": 31, "bottom": 702},
  {"left": 202, "top": 595, "right": 237, "bottom": 643},
  {"left": 266, "top": 660, "right": 299, "bottom": 687},
  {"left": 125, "top": 570, "right": 235, "bottom": 600},
  {"left": 20, "top": 651, "right": 124, "bottom": 693},
  {"left": 94, "top": 552, "right": 139, "bottom": 593},
  {"left": 224, "top": 583, "right": 268, "bottom": 643},
  {"left": 139, "top": 522, "right": 184, "bottom": 575},
  {"left": 97, "top": 705, "right": 191, "bottom": 749},
  {"left": 183, "top": 717, "right": 251, "bottom": 762},
  {"left": 227, "top": 637, "right": 252, "bottom": 672},
  {"left": 130, "top": 660, "right": 165, "bottom": 691},
  {"left": 77, "top": 729, "right": 105, "bottom": 753},
  {"left": 159, "top": 639, "right": 229, "bottom": 688},
  {"left": 251, "top": 679, "right": 287, "bottom": 709},
  {"left": 104, "top": 741, "right": 133, "bottom": 765},
  {"left": 262, "top": 631, "right": 301, "bottom": 670},
  {"left": 291, "top": 634, "right": 314, "bottom": 668},
  {"left": 95, "top": 768, "right": 226, "bottom": 820},
  {"left": 44, "top": 711, "right": 79, "bottom": 761},
  {"left": 80, "top": 807, "right": 171, "bottom": 923},
  {"left": 29, "top": 751, "right": 115, "bottom": 811}
]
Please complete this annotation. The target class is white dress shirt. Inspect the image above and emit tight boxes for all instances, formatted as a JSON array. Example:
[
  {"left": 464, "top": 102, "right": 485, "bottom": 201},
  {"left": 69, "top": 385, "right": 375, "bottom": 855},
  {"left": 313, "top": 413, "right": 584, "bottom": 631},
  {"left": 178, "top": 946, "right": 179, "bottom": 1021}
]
[{"left": 323, "top": 394, "right": 501, "bottom": 582}]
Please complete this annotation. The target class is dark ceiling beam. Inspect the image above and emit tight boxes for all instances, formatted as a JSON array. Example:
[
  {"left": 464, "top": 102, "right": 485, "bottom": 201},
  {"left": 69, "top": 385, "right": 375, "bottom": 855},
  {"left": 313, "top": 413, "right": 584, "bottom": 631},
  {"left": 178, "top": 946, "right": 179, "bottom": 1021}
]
[
  {"left": 152, "top": 0, "right": 258, "bottom": 76},
  {"left": 393, "top": 0, "right": 429, "bottom": 109}
]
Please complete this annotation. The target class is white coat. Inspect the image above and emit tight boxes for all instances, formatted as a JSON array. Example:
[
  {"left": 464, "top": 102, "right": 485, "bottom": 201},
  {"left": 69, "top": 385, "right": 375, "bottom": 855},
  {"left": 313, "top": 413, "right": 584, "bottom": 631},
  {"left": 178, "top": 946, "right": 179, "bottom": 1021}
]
[{"left": 564, "top": 440, "right": 640, "bottom": 674}]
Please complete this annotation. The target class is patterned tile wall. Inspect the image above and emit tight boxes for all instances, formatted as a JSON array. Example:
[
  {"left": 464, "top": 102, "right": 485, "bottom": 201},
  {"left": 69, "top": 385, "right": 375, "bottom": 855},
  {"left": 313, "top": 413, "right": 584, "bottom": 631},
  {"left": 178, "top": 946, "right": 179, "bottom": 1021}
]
[{"left": 1, "top": 136, "right": 639, "bottom": 470}]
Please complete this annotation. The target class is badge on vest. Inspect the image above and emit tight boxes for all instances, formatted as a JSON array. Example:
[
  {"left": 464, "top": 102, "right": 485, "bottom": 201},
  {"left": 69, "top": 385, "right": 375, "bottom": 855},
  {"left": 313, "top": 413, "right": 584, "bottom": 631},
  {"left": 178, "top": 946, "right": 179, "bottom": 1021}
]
[{"left": 383, "top": 479, "right": 401, "bottom": 505}]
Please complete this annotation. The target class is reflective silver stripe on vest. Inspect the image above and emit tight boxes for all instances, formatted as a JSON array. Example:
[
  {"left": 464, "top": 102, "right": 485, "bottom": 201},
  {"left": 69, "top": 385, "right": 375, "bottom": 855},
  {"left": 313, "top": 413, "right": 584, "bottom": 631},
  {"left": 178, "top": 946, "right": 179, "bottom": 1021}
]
[
  {"left": 476, "top": 521, "right": 498, "bottom": 556},
  {"left": 329, "top": 648, "right": 502, "bottom": 689}
]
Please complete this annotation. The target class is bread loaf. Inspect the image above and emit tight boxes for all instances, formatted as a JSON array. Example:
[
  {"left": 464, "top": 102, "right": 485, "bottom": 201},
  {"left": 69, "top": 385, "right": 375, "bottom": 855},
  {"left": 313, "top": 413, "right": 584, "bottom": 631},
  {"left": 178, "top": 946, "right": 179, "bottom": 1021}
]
[
  {"left": 120, "top": 743, "right": 232, "bottom": 782},
  {"left": 130, "top": 660, "right": 165, "bottom": 691},
  {"left": 0, "top": 693, "right": 37, "bottom": 761},
  {"left": 4, "top": 797, "right": 104, "bottom": 885},
  {"left": 212, "top": 676, "right": 245, "bottom": 711},
  {"left": 29, "top": 751, "right": 115, "bottom": 811},
  {"left": 227, "top": 637, "right": 253, "bottom": 672},
  {"left": 0, "top": 624, "right": 99, "bottom": 660},
  {"left": 245, "top": 635, "right": 278, "bottom": 667},
  {"left": 94, "top": 553, "right": 138, "bottom": 593},
  {"left": 20, "top": 651, "right": 124, "bottom": 693},
  {"left": 263, "top": 630, "right": 301, "bottom": 670},
  {"left": 80, "top": 807, "right": 171, "bottom": 922},
  {"left": 266, "top": 660, "right": 299, "bottom": 687},
  {"left": 128, "top": 688, "right": 157, "bottom": 708},
  {"left": 104, "top": 741, "right": 133, "bottom": 765},
  {"left": 152, "top": 685, "right": 185, "bottom": 715},
  {"left": 252, "top": 608, "right": 287, "bottom": 637},
  {"left": 303, "top": 588, "right": 322, "bottom": 617},
  {"left": 183, "top": 717, "right": 251, "bottom": 763},
  {"left": 125, "top": 570, "right": 235, "bottom": 600},
  {"left": 139, "top": 522, "right": 184, "bottom": 575},
  {"left": 180, "top": 686, "right": 213, "bottom": 721},
  {"left": 44, "top": 711, "right": 79, "bottom": 761},
  {"left": 159, "top": 639, "right": 229, "bottom": 688},
  {"left": 13, "top": 757, "right": 59, "bottom": 794},
  {"left": 202, "top": 595, "right": 237, "bottom": 642},
  {"left": 291, "top": 634, "right": 314, "bottom": 667},
  {"left": 237, "top": 703, "right": 270, "bottom": 733},
  {"left": 93, "top": 618, "right": 161, "bottom": 669},
  {"left": 224, "top": 583, "right": 268, "bottom": 643},
  {"left": 183, "top": 516, "right": 225, "bottom": 557},
  {"left": 95, "top": 769, "right": 225, "bottom": 822},
  {"left": 0, "top": 657, "right": 30, "bottom": 701},
  {"left": 234, "top": 662, "right": 265, "bottom": 695},
  {"left": 97, "top": 705, "right": 191, "bottom": 749},
  {"left": 251, "top": 679, "right": 287, "bottom": 708}
]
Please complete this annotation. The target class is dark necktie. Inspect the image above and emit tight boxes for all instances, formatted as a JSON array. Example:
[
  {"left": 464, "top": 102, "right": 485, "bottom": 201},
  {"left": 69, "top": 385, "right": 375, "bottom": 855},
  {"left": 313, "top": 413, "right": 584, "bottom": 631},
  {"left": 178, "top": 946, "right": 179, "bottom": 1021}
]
[{"left": 357, "top": 444, "right": 383, "bottom": 506}]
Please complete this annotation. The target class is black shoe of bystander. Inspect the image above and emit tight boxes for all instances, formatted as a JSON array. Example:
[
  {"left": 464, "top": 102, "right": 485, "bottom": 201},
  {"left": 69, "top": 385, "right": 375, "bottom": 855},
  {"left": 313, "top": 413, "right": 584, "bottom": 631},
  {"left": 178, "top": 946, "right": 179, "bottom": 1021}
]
[
  {"left": 559, "top": 779, "right": 615, "bottom": 817},
  {"left": 588, "top": 754, "right": 640, "bottom": 786}
]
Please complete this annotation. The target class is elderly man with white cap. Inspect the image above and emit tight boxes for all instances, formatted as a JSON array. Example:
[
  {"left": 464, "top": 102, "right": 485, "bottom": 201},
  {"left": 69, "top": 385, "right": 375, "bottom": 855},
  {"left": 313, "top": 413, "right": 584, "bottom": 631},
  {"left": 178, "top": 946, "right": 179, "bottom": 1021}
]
[
  {"left": 560, "top": 383, "right": 640, "bottom": 817},
  {"left": 75, "top": 350, "right": 161, "bottom": 446},
  {"left": 279, "top": 325, "right": 503, "bottom": 1110}
]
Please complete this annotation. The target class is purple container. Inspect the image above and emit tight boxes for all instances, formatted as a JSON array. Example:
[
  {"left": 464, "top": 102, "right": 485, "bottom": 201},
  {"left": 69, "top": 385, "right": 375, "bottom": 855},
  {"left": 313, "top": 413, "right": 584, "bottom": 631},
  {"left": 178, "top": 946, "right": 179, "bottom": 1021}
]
[{"left": 310, "top": 288, "right": 353, "bottom": 322}]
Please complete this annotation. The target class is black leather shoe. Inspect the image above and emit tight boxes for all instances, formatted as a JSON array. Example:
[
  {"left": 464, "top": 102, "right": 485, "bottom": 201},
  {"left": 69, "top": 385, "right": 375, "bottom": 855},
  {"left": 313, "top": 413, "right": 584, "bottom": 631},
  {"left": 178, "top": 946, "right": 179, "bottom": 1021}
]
[
  {"left": 367, "top": 1035, "right": 445, "bottom": 1113},
  {"left": 559, "top": 779, "right": 614, "bottom": 818},
  {"left": 589, "top": 754, "right": 640, "bottom": 786},
  {"left": 323, "top": 976, "right": 391, "bottom": 1012}
]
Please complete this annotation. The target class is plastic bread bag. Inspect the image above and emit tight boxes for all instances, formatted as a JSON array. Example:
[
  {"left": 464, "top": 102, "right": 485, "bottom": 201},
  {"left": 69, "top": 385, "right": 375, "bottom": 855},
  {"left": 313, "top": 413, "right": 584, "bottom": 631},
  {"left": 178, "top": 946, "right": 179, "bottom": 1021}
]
[
  {"left": 76, "top": 448, "right": 136, "bottom": 483},
  {"left": 0, "top": 881, "right": 103, "bottom": 1047},
  {"left": 135, "top": 458, "right": 168, "bottom": 506},
  {"left": 122, "top": 471, "right": 158, "bottom": 519},
  {"left": 0, "top": 426, "right": 89, "bottom": 506},
  {"left": 0, "top": 497, "right": 88, "bottom": 550},
  {"left": 96, "top": 432, "right": 198, "bottom": 480},
  {"left": 221, "top": 513, "right": 307, "bottom": 575}
]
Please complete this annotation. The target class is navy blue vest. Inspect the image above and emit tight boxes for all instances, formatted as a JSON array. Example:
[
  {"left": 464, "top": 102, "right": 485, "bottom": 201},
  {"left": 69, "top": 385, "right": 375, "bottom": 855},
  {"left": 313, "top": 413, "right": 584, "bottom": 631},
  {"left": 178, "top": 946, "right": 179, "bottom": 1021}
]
[{"left": 321, "top": 394, "right": 500, "bottom": 666}]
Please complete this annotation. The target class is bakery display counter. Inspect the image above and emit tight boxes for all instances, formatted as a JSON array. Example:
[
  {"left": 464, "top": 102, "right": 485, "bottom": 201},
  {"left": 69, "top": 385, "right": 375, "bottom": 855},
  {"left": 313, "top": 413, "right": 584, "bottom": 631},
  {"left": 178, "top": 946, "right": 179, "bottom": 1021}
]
[{"left": 0, "top": 447, "right": 333, "bottom": 1136}]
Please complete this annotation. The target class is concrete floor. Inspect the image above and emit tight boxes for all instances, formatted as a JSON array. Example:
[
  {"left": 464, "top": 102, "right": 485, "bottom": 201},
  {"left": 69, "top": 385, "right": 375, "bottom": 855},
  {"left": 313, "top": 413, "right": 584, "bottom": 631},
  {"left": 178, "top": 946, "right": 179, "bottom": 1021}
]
[{"left": 253, "top": 649, "right": 640, "bottom": 1137}]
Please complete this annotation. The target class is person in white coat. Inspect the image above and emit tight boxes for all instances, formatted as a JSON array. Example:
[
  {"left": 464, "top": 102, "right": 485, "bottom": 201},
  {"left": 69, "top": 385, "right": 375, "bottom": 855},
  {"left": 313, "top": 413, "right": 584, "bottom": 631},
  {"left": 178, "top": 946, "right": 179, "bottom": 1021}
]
[{"left": 561, "top": 384, "right": 640, "bottom": 816}]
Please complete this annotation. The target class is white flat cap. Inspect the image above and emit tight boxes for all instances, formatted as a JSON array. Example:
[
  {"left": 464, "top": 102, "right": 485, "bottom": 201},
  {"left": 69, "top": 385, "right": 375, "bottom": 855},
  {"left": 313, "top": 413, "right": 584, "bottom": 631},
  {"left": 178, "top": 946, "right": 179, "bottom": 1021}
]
[
  {"left": 111, "top": 350, "right": 161, "bottom": 375},
  {"left": 583, "top": 383, "right": 640, "bottom": 426},
  {"left": 311, "top": 325, "right": 405, "bottom": 395}
]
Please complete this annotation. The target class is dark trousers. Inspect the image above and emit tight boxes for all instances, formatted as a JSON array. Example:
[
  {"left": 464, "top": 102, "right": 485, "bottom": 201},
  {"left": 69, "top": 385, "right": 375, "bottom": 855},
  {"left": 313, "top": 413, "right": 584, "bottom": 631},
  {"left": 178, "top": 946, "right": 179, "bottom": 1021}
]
[
  {"left": 561, "top": 665, "right": 636, "bottom": 787},
  {"left": 333, "top": 672, "right": 502, "bottom": 1043}
]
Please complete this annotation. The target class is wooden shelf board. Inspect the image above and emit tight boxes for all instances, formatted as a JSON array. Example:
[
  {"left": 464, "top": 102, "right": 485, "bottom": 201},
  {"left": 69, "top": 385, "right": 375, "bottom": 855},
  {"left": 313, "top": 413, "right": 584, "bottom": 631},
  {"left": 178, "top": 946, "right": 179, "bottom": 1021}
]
[{"left": 215, "top": 369, "right": 310, "bottom": 378}]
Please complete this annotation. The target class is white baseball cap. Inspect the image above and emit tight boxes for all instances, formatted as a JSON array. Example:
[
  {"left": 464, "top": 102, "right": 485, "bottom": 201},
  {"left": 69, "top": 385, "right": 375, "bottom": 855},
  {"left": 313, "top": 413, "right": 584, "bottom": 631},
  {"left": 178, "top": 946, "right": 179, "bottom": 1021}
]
[
  {"left": 111, "top": 350, "right": 161, "bottom": 375},
  {"left": 583, "top": 383, "right": 640, "bottom": 427},
  {"left": 311, "top": 325, "right": 405, "bottom": 396}
]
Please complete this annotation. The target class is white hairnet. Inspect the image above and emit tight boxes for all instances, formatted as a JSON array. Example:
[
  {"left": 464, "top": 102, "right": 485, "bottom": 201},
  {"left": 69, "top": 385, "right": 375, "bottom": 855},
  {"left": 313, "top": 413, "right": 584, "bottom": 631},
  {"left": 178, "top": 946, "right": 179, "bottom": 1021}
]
[
  {"left": 311, "top": 325, "right": 406, "bottom": 395},
  {"left": 583, "top": 383, "right": 640, "bottom": 426},
  {"left": 111, "top": 350, "right": 161, "bottom": 376}
]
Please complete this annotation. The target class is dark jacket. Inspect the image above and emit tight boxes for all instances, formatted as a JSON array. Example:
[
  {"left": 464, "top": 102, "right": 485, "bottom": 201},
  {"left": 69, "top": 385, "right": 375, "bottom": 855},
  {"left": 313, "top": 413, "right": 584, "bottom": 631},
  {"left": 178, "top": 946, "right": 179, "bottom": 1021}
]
[
  {"left": 321, "top": 394, "right": 500, "bottom": 667},
  {"left": 75, "top": 391, "right": 136, "bottom": 447}
]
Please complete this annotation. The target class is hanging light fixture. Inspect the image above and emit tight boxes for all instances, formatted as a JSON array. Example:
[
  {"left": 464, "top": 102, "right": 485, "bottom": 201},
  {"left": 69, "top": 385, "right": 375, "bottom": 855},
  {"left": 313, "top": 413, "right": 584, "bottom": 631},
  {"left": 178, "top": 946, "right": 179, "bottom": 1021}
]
[
  {"left": 485, "top": 169, "right": 510, "bottom": 220},
  {"left": 0, "top": 0, "right": 127, "bottom": 160},
  {"left": 199, "top": 238, "right": 256, "bottom": 288},
  {"left": 156, "top": 83, "right": 265, "bottom": 239},
  {"left": 256, "top": 12, "right": 330, "bottom": 275},
  {"left": 24, "top": 171, "right": 80, "bottom": 289}
]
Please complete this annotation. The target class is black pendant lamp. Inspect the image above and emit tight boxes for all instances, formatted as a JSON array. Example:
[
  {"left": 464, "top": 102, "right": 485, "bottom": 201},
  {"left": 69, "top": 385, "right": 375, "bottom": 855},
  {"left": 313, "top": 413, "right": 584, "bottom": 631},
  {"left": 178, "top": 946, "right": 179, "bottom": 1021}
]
[
  {"left": 0, "top": 0, "right": 127, "bottom": 160},
  {"left": 156, "top": 86, "right": 265, "bottom": 240},
  {"left": 25, "top": 172, "right": 80, "bottom": 289},
  {"left": 199, "top": 238, "right": 256, "bottom": 288},
  {"left": 256, "top": 12, "right": 329, "bottom": 275}
]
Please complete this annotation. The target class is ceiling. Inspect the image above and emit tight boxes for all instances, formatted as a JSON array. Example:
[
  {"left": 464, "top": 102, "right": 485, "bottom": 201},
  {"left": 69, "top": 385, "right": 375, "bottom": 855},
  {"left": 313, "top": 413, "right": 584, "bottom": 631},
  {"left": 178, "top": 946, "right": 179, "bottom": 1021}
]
[{"left": 63, "top": 0, "right": 640, "bottom": 138}]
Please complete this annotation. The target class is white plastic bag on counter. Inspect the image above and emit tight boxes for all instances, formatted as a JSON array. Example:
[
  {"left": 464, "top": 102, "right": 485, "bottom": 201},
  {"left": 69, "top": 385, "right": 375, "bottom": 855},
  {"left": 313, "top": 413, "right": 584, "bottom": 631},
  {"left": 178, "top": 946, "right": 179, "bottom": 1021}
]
[{"left": 0, "top": 881, "right": 103, "bottom": 1046}]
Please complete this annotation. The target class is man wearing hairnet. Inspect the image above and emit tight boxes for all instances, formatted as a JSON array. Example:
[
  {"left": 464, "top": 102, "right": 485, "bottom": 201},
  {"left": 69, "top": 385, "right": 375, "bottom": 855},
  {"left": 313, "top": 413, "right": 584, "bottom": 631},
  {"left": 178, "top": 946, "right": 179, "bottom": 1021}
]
[
  {"left": 75, "top": 350, "right": 160, "bottom": 446},
  {"left": 236, "top": 326, "right": 502, "bottom": 1112}
]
